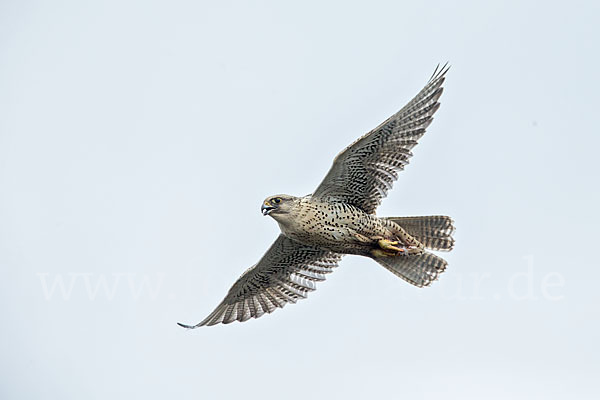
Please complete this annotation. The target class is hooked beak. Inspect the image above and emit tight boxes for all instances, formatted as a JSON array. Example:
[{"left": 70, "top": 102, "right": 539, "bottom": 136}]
[{"left": 261, "top": 204, "right": 276, "bottom": 216}]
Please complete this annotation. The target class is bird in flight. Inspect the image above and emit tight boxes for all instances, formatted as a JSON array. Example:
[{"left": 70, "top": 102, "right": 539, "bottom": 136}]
[{"left": 179, "top": 64, "right": 455, "bottom": 328}]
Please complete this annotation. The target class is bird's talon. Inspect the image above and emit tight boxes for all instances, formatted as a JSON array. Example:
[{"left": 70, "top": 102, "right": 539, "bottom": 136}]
[{"left": 378, "top": 239, "right": 406, "bottom": 253}]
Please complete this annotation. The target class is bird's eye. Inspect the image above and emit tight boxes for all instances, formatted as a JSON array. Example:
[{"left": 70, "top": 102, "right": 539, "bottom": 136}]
[{"left": 272, "top": 198, "right": 281, "bottom": 204}]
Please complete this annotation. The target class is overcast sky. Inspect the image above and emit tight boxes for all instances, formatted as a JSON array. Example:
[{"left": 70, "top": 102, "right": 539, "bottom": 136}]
[{"left": 1, "top": 1, "right": 599, "bottom": 399}]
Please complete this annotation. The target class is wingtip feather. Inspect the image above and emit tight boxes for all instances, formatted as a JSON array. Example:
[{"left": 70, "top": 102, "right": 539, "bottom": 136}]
[
  {"left": 177, "top": 321, "right": 200, "bottom": 329},
  {"left": 429, "top": 62, "right": 451, "bottom": 83}
]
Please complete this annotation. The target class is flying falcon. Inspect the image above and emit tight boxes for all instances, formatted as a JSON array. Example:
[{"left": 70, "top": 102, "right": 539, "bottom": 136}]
[{"left": 179, "top": 65, "right": 455, "bottom": 328}]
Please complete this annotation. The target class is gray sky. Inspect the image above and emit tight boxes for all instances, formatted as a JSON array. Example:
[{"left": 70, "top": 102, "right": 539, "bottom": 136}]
[{"left": 1, "top": 0, "right": 599, "bottom": 399}]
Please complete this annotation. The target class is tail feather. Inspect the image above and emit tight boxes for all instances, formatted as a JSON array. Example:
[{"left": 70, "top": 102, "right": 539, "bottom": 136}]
[
  {"left": 372, "top": 251, "right": 447, "bottom": 288},
  {"left": 386, "top": 215, "right": 455, "bottom": 251}
]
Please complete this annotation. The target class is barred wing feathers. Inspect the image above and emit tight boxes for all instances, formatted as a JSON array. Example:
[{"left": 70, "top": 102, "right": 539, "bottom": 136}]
[
  {"left": 178, "top": 235, "right": 342, "bottom": 327},
  {"left": 313, "top": 64, "right": 449, "bottom": 214}
]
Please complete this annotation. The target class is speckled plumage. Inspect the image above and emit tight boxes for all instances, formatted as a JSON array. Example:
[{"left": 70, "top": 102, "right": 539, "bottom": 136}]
[
  {"left": 179, "top": 65, "right": 455, "bottom": 328},
  {"left": 274, "top": 196, "right": 418, "bottom": 256}
]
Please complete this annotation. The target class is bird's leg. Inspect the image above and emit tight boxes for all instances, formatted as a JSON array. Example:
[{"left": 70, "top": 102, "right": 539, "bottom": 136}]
[
  {"left": 393, "top": 227, "right": 425, "bottom": 255},
  {"left": 377, "top": 239, "right": 405, "bottom": 253},
  {"left": 373, "top": 226, "right": 426, "bottom": 256}
]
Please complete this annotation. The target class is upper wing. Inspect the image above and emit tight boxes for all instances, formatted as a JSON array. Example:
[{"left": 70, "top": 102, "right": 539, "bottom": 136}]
[
  {"left": 178, "top": 235, "right": 342, "bottom": 327},
  {"left": 312, "top": 64, "right": 449, "bottom": 214}
]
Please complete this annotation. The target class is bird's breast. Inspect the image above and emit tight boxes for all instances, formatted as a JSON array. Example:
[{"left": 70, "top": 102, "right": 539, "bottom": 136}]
[{"left": 273, "top": 200, "right": 389, "bottom": 254}]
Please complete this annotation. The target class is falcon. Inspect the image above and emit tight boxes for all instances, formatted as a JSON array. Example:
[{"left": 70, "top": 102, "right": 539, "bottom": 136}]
[{"left": 179, "top": 64, "right": 455, "bottom": 327}]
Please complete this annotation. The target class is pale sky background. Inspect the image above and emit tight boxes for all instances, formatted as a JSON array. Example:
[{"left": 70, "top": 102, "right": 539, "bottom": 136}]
[{"left": 1, "top": 1, "right": 599, "bottom": 399}]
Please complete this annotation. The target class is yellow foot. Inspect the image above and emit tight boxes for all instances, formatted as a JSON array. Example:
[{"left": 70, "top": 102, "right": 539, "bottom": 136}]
[{"left": 378, "top": 239, "right": 405, "bottom": 253}]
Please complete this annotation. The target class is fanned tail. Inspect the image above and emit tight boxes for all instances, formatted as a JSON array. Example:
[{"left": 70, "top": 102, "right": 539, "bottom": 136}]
[{"left": 371, "top": 251, "right": 447, "bottom": 288}]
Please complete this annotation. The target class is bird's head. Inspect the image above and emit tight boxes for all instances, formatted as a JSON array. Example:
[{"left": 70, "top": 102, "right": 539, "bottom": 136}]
[{"left": 261, "top": 194, "right": 297, "bottom": 219}]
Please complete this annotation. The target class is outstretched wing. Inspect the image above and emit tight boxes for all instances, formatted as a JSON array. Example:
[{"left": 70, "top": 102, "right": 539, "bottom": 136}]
[
  {"left": 178, "top": 235, "right": 342, "bottom": 327},
  {"left": 312, "top": 64, "right": 449, "bottom": 214}
]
